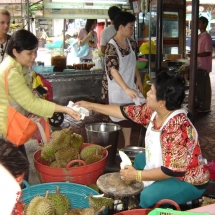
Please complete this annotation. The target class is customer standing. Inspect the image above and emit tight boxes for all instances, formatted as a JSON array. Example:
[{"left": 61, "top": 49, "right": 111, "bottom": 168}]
[
  {"left": 100, "top": 6, "right": 121, "bottom": 54},
  {"left": 100, "top": 6, "right": 121, "bottom": 103},
  {"left": 0, "top": 9, "right": 11, "bottom": 64},
  {"left": 0, "top": 29, "right": 81, "bottom": 181},
  {"left": 104, "top": 11, "right": 143, "bottom": 147},
  {"left": 196, "top": 16, "right": 212, "bottom": 112},
  {"left": 78, "top": 19, "right": 98, "bottom": 62}
]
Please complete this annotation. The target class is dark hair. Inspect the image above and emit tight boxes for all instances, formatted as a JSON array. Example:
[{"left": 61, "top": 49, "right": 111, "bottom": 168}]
[
  {"left": 0, "top": 139, "right": 29, "bottom": 178},
  {"left": 85, "top": 19, "right": 97, "bottom": 33},
  {"left": 154, "top": 72, "right": 185, "bottom": 110},
  {"left": 6, "top": 29, "right": 38, "bottom": 58},
  {"left": 108, "top": 6, "right": 121, "bottom": 21},
  {"left": 114, "top": 11, "right": 136, "bottom": 31},
  {"left": 199, "top": 16, "right": 208, "bottom": 27}
]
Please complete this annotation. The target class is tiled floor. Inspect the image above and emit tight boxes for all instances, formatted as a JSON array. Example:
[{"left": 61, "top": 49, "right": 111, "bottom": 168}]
[{"left": 194, "top": 68, "right": 215, "bottom": 162}]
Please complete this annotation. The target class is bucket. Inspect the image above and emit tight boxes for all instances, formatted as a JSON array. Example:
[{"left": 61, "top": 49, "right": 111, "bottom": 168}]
[{"left": 85, "top": 122, "right": 121, "bottom": 166}]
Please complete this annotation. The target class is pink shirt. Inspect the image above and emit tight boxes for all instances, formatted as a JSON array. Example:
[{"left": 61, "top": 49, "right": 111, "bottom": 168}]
[
  {"left": 198, "top": 31, "right": 213, "bottom": 72},
  {"left": 78, "top": 28, "right": 98, "bottom": 60}
]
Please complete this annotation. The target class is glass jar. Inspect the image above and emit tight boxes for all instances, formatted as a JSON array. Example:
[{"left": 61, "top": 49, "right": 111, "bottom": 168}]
[{"left": 51, "top": 48, "right": 67, "bottom": 72}]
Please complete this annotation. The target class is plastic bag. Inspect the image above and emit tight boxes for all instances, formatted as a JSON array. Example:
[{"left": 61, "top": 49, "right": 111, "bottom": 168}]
[
  {"left": 92, "top": 57, "right": 104, "bottom": 70},
  {"left": 142, "top": 73, "right": 153, "bottom": 98},
  {"left": 206, "top": 160, "right": 215, "bottom": 181},
  {"left": 72, "top": 41, "right": 89, "bottom": 57},
  {"left": 139, "top": 40, "right": 156, "bottom": 54}
]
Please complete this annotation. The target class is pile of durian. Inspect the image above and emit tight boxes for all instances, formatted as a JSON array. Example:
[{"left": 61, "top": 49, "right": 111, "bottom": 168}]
[
  {"left": 40, "top": 128, "right": 105, "bottom": 167},
  {"left": 24, "top": 186, "right": 113, "bottom": 215}
]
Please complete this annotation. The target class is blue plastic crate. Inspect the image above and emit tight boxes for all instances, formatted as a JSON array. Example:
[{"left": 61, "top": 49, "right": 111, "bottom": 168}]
[
  {"left": 33, "top": 65, "right": 54, "bottom": 74},
  {"left": 21, "top": 181, "right": 108, "bottom": 214}
]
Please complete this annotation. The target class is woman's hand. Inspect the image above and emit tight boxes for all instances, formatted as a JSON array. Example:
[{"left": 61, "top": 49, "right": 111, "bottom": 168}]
[
  {"left": 87, "top": 30, "right": 94, "bottom": 37},
  {"left": 120, "top": 165, "right": 137, "bottom": 182},
  {"left": 65, "top": 107, "right": 81, "bottom": 121},
  {"left": 124, "top": 88, "right": 138, "bottom": 100},
  {"left": 74, "top": 100, "right": 92, "bottom": 110}
]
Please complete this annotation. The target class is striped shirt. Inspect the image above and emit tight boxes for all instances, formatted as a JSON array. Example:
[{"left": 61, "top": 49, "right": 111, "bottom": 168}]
[{"left": 0, "top": 56, "right": 56, "bottom": 137}]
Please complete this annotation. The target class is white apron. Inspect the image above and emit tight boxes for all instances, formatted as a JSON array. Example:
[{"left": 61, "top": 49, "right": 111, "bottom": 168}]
[
  {"left": 106, "top": 39, "right": 143, "bottom": 122},
  {"left": 143, "top": 109, "right": 189, "bottom": 187}
]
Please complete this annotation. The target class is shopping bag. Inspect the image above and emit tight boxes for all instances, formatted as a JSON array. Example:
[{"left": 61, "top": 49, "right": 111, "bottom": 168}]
[
  {"left": 142, "top": 73, "right": 153, "bottom": 98},
  {"left": 29, "top": 114, "right": 50, "bottom": 144},
  {"left": 37, "top": 73, "right": 53, "bottom": 101},
  {"left": 33, "top": 72, "right": 53, "bottom": 101},
  {"left": 4, "top": 67, "right": 48, "bottom": 146},
  {"left": 72, "top": 41, "right": 89, "bottom": 57}
]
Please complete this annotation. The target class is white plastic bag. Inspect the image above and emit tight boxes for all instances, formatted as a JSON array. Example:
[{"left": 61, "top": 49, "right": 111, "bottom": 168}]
[{"left": 92, "top": 57, "right": 104, "bottom": 70}]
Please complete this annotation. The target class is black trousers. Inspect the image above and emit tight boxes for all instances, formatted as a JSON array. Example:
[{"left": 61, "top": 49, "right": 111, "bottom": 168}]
[{"left": 196, "top": 69, "right": 212, "bottom": 110}]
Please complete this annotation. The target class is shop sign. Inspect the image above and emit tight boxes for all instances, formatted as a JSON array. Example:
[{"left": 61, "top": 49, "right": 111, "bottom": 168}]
[
  {"left": 44, "top": 8, "right": 108, "bottom": 19},
  {"left": 163, "top": 14, "right": 178, "bottom": 20}
]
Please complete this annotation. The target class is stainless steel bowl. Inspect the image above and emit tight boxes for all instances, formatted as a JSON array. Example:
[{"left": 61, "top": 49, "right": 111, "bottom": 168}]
[{"left": 119, "top": 146, "right": 145, "bottom": 160}]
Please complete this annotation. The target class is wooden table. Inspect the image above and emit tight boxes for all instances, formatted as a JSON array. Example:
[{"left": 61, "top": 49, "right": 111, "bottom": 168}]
[{"left": 97, "top": 172, "right": 144, "bottom": 213}]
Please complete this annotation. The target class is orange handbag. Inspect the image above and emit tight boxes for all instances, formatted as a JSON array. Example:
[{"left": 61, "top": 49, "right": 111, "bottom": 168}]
[{"left": 4, "top": 66, "right": 49, "bottom": 146}]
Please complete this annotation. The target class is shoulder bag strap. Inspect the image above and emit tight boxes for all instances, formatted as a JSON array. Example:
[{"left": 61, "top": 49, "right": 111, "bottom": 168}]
[{"left": 4, "top": 66, "right": 14, "bottom": 97}]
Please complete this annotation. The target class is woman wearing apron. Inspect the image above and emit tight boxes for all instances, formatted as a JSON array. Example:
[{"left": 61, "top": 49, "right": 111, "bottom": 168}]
[
  {"left": 75, "top": 72, "right": 209, "bottom": 208},
  {"left": 103, "top": 11, "right": 144, "bottom": 148}
]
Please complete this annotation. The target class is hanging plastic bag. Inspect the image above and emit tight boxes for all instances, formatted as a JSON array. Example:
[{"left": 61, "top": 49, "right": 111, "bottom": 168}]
[
  {"left": 139, "top": 40, "right": 156, "bottom": 55},
  {"left": 142, "top": 73, "right": 153, "bottom": 98}
]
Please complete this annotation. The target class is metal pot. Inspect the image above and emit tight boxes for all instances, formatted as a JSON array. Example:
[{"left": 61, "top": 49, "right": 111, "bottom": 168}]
[{"left": 119, "top": 146, "right": 145, "bottom": 160}]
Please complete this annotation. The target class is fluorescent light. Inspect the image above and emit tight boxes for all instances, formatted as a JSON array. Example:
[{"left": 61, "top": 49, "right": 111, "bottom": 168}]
[{"left": 51, "top": 0, "right": 128, "bottom": 4}]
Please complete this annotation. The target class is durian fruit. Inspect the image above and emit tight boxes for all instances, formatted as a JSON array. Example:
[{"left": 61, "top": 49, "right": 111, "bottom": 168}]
[
  {"left": 55, "top": 146, "right": 79, "bottom": 164},
  {"left": 50, "top": 160, "right": 67, "bottom": 168},
  {"left": 80, "top": 145, "right": 103, "bottom": 161},
  {"left": 70, "top": 133, "right": 84, "bottom": 150},
  {"left": 26, "top": 191, "right": 55, "bottom": 215},
  {"left": 48, "top": 186, "right": 70, "bottom": 215},
  {"left": 87, "top": 194, "right": 113, "bottom": 212},
  {"left": 23, "top": 204, "right": 28, "bottom": 214},
  {"left": 66, "top": 208, "right": 84, "bottom": 215},
  {"left": 84, "top": 153, "right": 104, "bottom": 165},
  {"left": 41, "top": 142, "right": 56, "bottom": 163},
  {"left": 51, "top": 127, "right": 71, "bottom": 151},
  {"left": 87, "top": 184, "right": 99, "bottom": 192}
]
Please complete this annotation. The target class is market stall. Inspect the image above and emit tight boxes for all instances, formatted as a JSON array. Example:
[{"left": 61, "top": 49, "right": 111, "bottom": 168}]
[{"left": 42, "top": 69, "right": 148, "bottom": 106}]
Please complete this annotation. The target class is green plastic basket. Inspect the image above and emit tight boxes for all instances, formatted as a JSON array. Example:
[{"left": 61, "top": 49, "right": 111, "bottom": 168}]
[
  {"left": 21, "top": 181, "right": 108, "bottom": 214},
  {"left": 148, "top": 208, "right": 210, "bottom": 215}
]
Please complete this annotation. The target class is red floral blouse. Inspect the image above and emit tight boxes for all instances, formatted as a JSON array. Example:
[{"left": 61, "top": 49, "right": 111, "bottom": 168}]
[{"left": 121, "top": 104, "right": 210, "bottom": 186}]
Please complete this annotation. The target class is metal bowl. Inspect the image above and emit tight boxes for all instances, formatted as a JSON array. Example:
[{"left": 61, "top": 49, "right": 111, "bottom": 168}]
[{"left": 119, "top": 146, "right": 145, "bottom": 160}]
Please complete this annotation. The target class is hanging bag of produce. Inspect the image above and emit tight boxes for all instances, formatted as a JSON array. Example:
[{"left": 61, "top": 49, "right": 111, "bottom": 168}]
[{"left": 4, "top": 66, "right": 48, "bottom": 146}]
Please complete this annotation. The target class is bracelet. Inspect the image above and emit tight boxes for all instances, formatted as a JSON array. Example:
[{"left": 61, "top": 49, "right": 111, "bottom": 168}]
[{"left": 136, "top": 170, "right": 142, "bottom": 182}]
